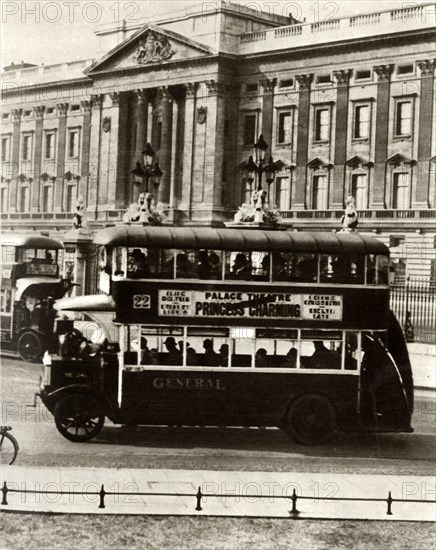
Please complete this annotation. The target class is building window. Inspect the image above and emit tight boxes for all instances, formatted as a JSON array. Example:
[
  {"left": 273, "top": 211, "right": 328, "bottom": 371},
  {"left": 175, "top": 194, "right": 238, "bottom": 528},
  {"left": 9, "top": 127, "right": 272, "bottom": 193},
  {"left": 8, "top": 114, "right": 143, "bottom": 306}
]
[
  {"left": 46, "top": 107, "right": 55, "bottom": 115},
  {"left": 68, "top": 130, "right": 80, "bottom": 158},
  {"left": 351, "top": 174, "right": 367, "bottom": 210},
  {"left": 317, "top": 74, "right": 331, "bottom": 84},
  {"left": 243, "top": 114, "right": 257, "bottom": 146},
  {"left": 392, "top": 173, "right": 410, "bottom": 209},
  {"left": 70, "top": 104, "right": 80, "bottom": 112},
  {"left": 245, "top": 83, "right": 258, "bottom": 93},
  {"left": 277, "top": 111, "right": 292, "bottom": 144},
  {"left": 397, "top": 64, "right": 414, "bottom": 75},
  {"left": 314, "top": 108, "right": 330, "bottom": 142},
  {"left": 276, "top": 177, "right": 290, "bottom": 210},
  {"left": 355, "top": 69, "right": 371, "bottom": 80},
  {"left": 0, "top": 186, "right": 8, "bottom": 212},
  {"left": 23, "top": 110, "right": 32, "bottom": 117},
  {"left": 1, "top": 136, "right": 11, "bottom": 162},
  {"left": 19, "top": 186, "right": 30, "bottom": 213},
  {"left": 66, "top": 183, "right": 77, "bottom": 212},
  {"left": 2, "top": 113, "right": 10, "bottom": 120},
  {"left": 42, "top": 185, "right": 53, "bottom": 212},
  {"left": 395, "top": 101, "right": 412, "bottom": 136},
  {"left": 279, "top": 79, "right": 294, "bottom": 88},
  {"left": 354, "top": 105, "right": 370, "bottom": 139},
  {"left": 45, "top": 132, "right": 55, "bottom": 159},
  {"left": 22, "top": 134, "right": 32, "bottom": 161},
  {"left": 313, "top": 175, "right": 328, "bottom": 209}
]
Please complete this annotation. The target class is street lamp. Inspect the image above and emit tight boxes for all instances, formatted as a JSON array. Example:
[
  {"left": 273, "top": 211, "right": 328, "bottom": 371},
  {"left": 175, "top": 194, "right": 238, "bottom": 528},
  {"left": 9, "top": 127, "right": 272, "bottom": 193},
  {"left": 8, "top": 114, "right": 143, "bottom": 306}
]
[
  {"left": 239, "top": 134, "right": 282, "bottom": 202},
  {"left": 131, "top": 142, "right": 163, "bottom": 193}
]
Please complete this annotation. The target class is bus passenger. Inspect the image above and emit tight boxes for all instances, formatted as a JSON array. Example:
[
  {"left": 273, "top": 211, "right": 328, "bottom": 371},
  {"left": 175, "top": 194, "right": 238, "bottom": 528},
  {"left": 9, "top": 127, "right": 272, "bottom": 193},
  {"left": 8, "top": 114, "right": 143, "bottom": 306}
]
[
  {"left": 218, "top": 344, "right": 229, "bottom": 367},
  {"left": 128, "top": 249, "right": 150, "bottom": 278},
  {"left": 209, "top": 253, "right": 222, "bottom": 280},
  {"left": 186, "top": 347, "right": 199, "bottom": 366},
  {"left": 272, "top": 254, "right": 288, "bottom": 281},
  {"left": 149, "top": 348, "right": 160, "bottom": 365},
  {"left": 255, "top": 348, "right": 268, "bottom": 368},
  {"left": 230, "top": 253, "right": 251, "bottom": 280},
  {"left": 176, "top": 254, "right": 194, "bottom": 278},
  {"left": 164, "top": 337, "right": 182, "bottom": 365},
  {"left": 310, "top": 341, "right": 341, "bottom": 369},
  {"left": 203, "top": 339, "right": 220, "bottom": 366},
  {"left": 296, "top": 257, "right": 317, "bottom": 282},
  {"left": 281, "top": 347, "right": 297, "bottom": 368},
  {"left": 140, "top": 337, "right": 152, "bottom": 365},
  {"left": 197, "top": 250, "right": 211, "bottom": 279}
]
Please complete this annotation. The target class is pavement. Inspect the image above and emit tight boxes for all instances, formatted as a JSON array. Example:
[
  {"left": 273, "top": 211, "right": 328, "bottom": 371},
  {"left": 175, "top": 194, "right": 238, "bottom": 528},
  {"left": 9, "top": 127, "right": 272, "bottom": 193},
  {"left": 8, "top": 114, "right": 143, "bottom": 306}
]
[
  {"left": 409, "top": 343, "right": 435, "bottom": 390},
  {"left": 1, "top": 466, "right": 435, "bottom": 521}
]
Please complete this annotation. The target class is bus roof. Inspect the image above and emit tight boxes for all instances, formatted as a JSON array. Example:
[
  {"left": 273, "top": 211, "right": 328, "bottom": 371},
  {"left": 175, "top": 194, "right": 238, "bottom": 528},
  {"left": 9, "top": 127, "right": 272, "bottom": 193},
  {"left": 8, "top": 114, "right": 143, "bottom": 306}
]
[
  {"left": 0, "top": 234, "right": 64, "bottom": 250},
  {"left": 94, "top": 226, "right": 389, "bottom": 255}
]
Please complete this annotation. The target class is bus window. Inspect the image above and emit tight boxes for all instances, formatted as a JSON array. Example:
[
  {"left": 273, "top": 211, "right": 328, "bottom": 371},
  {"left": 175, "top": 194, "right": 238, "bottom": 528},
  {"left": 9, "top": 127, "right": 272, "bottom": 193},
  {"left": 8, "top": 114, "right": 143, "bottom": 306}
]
[
  {"left": 367, "top": 255, "right": 389, "bottom": 285},
  {"left": 254, "top": 335, "right": 298, "bottom": 368},
  {"left": 174, "top": 250, "right": 197, "bottom": 279},
  {"left": 1, "top": 289, "right": 12, "bottom": 313},
  {"left": 196, "top": 250, "right": 223, "bottom": 280},
  {"left": 293, "top": 254, "right": 319, "bottom": 282},
  {"left": 321, "top": 254, "right": 365, "bottom": 284},
  {"left": 300, "top": 330, "right": 342, "bottom": 369},
  {"left": 344, "top": 332, "right": 360, "bottom": 370},
  {"left": 186, "top": 327, "right": 229, "bottom": 366},
  {"left": 225, "top": 252, "right": 252, "bottom": 281},
  {"left": 251, "top": 252, "right": 269, "bottom": 281},
  {"left": 230, "top": 327, "right": 255, "bottom": 367}
]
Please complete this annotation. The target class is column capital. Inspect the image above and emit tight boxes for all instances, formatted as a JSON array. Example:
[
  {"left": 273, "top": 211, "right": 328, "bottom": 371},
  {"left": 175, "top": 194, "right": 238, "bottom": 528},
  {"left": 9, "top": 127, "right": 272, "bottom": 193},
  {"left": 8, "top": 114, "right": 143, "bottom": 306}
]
[
  {"left": 158, "top": 86, "right": 173, "bottom": 101},
  {"left": 333, "top": 69, "right": 352, "bottom": 86},
  {"left": 136, "top": 88, "right": 149, "bottom": 103},
  {"left": 34, "top": 106, "right": 45, "bottom": 118},
  {"left": 373, "top": 64, "right": 394, "bottom": 82},
  {"left": 90, "top": 94, "right": 103, "bottom": 109},
  {"left": 110, "top": 92, "right": 120, "bottom": 106},
  {"left": 260, "top": 78, "right": 276, "bottom": 94},
  {"left": 12, "top": 108, "right": 22, "bottom": 121},
  {"left": 56, "top": 103, "right": 69, "bottom": 116},
  {"left": 295, "top": 74, "right": 313, "bottom": 90},
  {"left": 417, "top": 59, "right": 435, "bottom": 76},
  {"left": 81, "top": 100, "right": 92, "bottom": 113},
  {"left": 205, "top": 80, "right": 234, "bottom": 96},
  {"left": 184, "top": 82, "right": 198, "bottom": 98}
]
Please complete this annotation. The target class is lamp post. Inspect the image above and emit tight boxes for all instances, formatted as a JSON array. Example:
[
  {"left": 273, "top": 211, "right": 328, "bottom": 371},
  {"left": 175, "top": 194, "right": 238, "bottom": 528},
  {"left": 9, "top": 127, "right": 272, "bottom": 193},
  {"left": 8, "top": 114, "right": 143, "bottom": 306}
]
[
  {"left": 131, "top": 142, "right": 163, "bottom": 195},
  {"left": 240, "top": 134, "right": 283, "bottom": 203}
]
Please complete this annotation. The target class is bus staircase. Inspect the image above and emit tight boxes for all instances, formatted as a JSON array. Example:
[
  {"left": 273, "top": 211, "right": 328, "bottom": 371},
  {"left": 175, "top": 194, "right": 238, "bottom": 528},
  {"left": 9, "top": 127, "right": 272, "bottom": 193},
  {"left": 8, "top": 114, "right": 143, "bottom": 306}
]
[{"left": 1, "top": 467, "right": 434, "bottom": 521}]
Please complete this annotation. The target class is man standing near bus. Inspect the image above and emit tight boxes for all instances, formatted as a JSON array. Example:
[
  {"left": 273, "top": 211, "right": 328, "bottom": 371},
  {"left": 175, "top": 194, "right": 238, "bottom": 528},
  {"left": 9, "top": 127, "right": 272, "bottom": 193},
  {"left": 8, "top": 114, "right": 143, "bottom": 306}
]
[{"left": 164, "top": 337, "right": 182, "bottom": 365}]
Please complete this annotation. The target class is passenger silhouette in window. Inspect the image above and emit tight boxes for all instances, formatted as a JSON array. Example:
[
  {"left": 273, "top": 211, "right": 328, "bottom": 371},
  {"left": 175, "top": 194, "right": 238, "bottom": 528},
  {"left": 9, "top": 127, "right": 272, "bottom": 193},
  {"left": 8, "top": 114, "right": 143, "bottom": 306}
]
[{"left": 230, "top": 253, "right": 251, "bottom": 280}]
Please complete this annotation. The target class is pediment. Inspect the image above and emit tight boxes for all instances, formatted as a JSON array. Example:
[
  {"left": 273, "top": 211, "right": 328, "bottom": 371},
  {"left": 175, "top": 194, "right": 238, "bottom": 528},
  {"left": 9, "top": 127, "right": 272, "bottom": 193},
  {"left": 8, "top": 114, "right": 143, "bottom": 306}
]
[
  {"left": 307, "top": 157, "right": 334, "bottom": 169},
  {"left": 386, "top": 153, "right": 416, "bottom": 167},
  {"left": 85, "top": 24, "right": 214, "bottom": 76}
]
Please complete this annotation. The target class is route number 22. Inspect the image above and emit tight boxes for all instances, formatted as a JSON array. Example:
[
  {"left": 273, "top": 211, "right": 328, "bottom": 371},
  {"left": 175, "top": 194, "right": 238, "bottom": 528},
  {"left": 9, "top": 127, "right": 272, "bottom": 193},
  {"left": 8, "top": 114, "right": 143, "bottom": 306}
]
[{"left": 133, "top": 294, "right": 151, "bottom": 309}]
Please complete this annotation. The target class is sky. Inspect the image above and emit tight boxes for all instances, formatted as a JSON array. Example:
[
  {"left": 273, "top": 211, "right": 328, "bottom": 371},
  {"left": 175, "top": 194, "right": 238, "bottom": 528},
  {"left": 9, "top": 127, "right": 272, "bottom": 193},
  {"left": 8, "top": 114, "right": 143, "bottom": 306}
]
[{"left": 1, "top": 0, "right": 427, "bottom": 68}]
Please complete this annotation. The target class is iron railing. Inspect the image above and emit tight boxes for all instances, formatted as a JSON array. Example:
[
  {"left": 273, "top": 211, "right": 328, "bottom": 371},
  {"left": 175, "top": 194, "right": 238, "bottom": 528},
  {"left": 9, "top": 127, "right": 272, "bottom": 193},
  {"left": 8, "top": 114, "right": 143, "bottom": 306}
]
[
  {"left": 1, "top": 481, "right": 434, "bottom": 517},
  {"left": 390, "top": 278, "right": 436, "bottom": 343}
]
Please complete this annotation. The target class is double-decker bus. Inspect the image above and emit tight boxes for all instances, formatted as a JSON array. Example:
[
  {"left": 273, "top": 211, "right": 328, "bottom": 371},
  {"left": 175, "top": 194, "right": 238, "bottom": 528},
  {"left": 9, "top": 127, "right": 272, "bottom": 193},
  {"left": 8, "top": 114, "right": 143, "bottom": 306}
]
[
  {"left": 1, "top": 234, "right": 70, "bottom": 361},
  {"left": 38, "top": 226, "right": 413, "bottom": 445}
]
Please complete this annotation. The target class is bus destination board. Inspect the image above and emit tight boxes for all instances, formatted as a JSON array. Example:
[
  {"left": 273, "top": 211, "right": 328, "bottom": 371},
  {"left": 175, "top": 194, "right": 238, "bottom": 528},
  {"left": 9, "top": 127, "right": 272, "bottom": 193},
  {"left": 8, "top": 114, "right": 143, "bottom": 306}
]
[{"left": 158, "top": 290, "right": 343, "bottom": 321}]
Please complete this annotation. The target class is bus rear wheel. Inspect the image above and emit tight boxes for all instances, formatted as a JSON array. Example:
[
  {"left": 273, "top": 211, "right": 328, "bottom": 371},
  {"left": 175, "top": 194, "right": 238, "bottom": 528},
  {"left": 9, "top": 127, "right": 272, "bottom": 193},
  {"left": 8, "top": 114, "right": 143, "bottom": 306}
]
[
  {"left": 17, "top": 331, "right": 44, "bottom": 363},
  {"left": 54, "top": 393, "right": 105, "bottom": 442},
  {"left": 284, "top": 394, "right": 335, "bottom": 445}
]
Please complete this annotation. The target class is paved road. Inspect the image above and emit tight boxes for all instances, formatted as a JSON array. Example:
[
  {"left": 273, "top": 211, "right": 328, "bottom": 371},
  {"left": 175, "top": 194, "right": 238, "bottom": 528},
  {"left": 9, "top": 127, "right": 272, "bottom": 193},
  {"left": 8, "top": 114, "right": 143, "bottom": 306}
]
[{"left": 1, "top": 357, "right": 435, "bottom": 475}]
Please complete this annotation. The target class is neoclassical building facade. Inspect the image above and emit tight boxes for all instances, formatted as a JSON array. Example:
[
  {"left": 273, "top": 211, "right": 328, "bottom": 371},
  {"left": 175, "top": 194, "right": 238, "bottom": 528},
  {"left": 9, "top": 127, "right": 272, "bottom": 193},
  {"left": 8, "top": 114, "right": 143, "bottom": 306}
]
[{"left": 1, "top": 1, "right": 435, "bottom": 283}]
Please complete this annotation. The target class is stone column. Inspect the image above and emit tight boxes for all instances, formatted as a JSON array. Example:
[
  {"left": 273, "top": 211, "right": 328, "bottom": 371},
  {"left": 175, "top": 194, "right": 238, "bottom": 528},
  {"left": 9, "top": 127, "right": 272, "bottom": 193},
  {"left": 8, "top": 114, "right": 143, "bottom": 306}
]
[
  {"left": 54, "top": 103, "right": 69, "bottom": 211},
  {"left": 180, "top": 83, "right": 197, "bottom": 215},
  {"left": 9, "top": 108, "right": 22, "bottom": 211},
  {"left": 157, "top": 86, "right": 173, "bottom": 205},
  {"left": 80, "top": 100, "right": 92, "bottom": 202},
  {"left": 332, "top": 69, "right": 352, "bottom": 208},
  {"left": 260, "top": 79, "right": 276, "bottom": 148},
  {"left": 294, "top": 74, "right": 313, "bottom": 209},
  {"left": 415, "top": 59, "right": 434, "bottom": 206},
  {"left": 372, "top": 64, "right": 394, "bottom": 207},
  {"left": 87, "top": 94, "right": 103, "bottom": 214},
  {"left": 31, "top": 106, "right": 45, "bottom": 211},
  {"left": 169, "top": 98, "right": 179, "bottom": 209},
  {"left": 135, "top": 89, "right": 148, "bottom": 163}
]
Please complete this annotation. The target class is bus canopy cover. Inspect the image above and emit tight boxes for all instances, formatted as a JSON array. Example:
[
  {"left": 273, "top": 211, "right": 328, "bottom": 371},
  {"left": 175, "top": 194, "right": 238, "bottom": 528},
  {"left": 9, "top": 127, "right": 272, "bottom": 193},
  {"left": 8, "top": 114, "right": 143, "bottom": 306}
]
[
  {"left": 54, "top": 294, "right": 116, "bottom": 312},
  {"left": 0, "top": 234, "right": 64, "bottom": 250},
  {"left": 95, "top": 226, "right": 389, "bottom": 255},
  {"left": 15, "top": 278, "right": 63, "bottom": 300}
]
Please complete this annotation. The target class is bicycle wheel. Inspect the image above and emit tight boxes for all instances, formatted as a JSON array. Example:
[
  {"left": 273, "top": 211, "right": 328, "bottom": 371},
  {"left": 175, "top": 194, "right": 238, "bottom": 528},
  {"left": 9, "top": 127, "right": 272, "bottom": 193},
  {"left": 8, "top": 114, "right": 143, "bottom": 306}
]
[{"left": 0, "top": 431, "right": 19, "bottom": 465}]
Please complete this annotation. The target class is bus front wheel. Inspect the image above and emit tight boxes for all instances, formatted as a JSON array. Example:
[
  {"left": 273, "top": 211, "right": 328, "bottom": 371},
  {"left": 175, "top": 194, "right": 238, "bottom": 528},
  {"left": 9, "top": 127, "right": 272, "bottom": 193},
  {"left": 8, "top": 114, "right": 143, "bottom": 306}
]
[
  {"left": 17, "top": 331, "right": 44, "bottom": 363},
  {"left": 54, "top": 393, "right": 105, "bottom": 442},
  {"left": 284, "top": 394, "right": 335, "bottom": 445}
]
